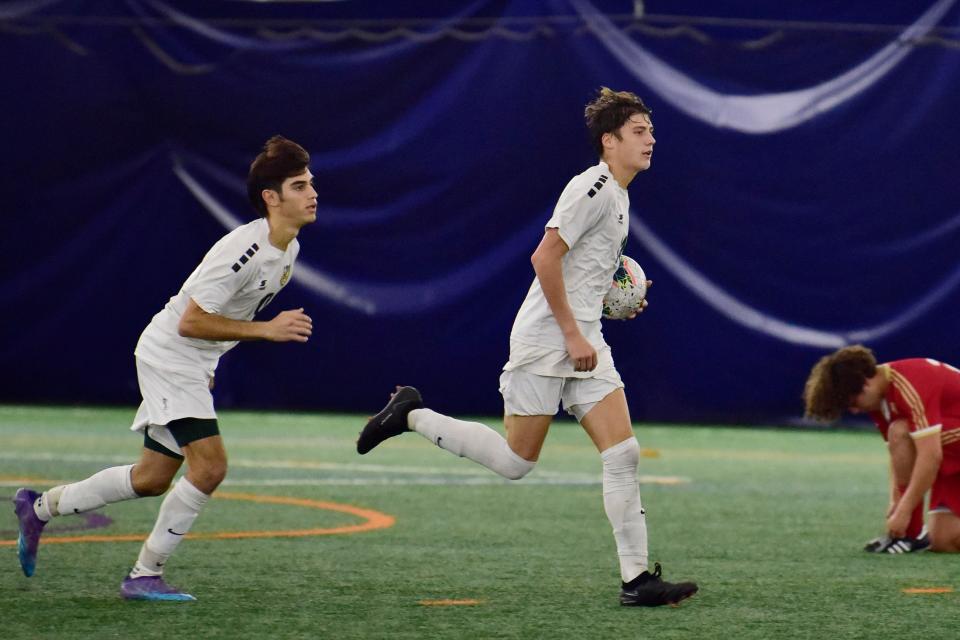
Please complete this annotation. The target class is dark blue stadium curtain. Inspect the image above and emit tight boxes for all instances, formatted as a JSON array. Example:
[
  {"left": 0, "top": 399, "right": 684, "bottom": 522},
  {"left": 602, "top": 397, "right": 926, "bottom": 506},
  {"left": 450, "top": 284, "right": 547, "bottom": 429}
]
[{"left": 2, "top": 0, "right": 959, "bottom": 423}]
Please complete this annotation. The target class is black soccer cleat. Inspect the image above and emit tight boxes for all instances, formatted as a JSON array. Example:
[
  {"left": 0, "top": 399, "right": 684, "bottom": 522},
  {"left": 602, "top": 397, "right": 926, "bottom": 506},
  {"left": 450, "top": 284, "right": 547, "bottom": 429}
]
[
  {"left": 867, "top": 532, "right": 930, "bottom": 554},
  {"left": 356, "top": 386, "right": 423, "bottom": 455},
  {"left": 620, "top": 563, "right": 698, "bottom": 607},
  {"left": 863, "top": 535, "right": 890, "bottom": 553}
]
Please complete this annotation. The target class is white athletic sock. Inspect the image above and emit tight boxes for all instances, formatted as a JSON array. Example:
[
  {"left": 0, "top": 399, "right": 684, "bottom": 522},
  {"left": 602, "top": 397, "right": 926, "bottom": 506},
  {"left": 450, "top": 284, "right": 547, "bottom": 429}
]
[
  {"left": 37, "top": 465, "right": 137, "bottom": 520},
  {"left": 408, "top": 408, "right": 535, "bottom": 480},
  {"left": 601, "top": 437, "right": 648, "bottom": 583},
  {"left": 130, "top": 477, "right": 209, "bottom": 577},
  {"left": 33, "top": 486, "right": 62, "bottom": 521}
]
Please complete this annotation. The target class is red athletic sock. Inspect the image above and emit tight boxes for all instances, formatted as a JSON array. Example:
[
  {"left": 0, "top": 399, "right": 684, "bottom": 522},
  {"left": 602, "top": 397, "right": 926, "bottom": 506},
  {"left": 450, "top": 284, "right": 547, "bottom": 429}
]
[{"left": 898, "top": 485, "right": 924, "bottom": 538}]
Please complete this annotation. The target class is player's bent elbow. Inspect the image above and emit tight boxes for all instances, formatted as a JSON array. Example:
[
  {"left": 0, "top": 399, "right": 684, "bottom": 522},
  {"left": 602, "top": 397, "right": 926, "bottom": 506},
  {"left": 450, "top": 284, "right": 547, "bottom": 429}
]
[
  {"left": 529, "top": 252, "right": 555, "bottom": 281},
  {"left": 177, "top": 316, "right": 200, "bottom": 338},
  {"left": 529, "top": 251, "right": 544, "bottom": 271}
]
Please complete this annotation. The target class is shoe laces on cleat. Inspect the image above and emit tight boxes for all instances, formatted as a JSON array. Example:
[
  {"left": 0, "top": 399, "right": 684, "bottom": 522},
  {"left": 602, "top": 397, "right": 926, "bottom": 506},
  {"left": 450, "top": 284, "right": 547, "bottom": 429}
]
[{"left": 627, "top": 562, "right": 663, "bottom": 586}]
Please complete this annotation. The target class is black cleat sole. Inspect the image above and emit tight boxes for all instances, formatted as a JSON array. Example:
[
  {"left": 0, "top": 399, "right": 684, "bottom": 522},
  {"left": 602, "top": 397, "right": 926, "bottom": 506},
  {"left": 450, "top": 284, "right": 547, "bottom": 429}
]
[{"left": 620, "top": 584, "right": 698, "bottom": 607}]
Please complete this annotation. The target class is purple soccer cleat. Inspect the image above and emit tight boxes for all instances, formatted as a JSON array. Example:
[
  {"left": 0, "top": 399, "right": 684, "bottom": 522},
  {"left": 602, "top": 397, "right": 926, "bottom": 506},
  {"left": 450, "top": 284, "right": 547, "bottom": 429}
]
[
  {"left": 12, "top": 488, "right": 47, "bottom": 577},
  {"left": 120, "top": 575, "right": 196, "bottom": 602}
]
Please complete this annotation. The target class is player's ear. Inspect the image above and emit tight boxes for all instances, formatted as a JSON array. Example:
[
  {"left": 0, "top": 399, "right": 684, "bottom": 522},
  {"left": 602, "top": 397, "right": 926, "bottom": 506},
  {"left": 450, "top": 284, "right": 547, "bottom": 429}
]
[{"left": 261, "top": 188, "right": 281, "bottom": 208}]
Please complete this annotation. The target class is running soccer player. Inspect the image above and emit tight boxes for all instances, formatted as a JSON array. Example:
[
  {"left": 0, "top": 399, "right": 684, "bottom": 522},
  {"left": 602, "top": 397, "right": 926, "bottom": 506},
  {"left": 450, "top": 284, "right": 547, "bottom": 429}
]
[
  {"left": 357, "top": 88, "right": 698, "bottom": 607},
  {"left": 804, "top": 345, "right": 960, "bottom": 553},
  {"left": 12, "top": 135, "right": 317, "bottom": 600}
]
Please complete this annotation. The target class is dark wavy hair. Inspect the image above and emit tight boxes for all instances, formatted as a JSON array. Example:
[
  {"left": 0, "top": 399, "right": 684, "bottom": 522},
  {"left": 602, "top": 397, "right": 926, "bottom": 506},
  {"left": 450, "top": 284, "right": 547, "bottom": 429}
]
[
  {"left": 584, "top": 87, "right": 652, "bottom": 157},
  {"left": 246, "top": 136, "right": 310, "bottom": 217}
]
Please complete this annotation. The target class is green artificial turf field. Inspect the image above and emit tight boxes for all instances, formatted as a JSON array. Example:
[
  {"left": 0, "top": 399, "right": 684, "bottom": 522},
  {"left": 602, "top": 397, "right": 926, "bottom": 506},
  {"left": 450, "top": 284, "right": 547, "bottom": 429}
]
[{"left": 1, "top": 405, "right": 957, "bottom": 639}]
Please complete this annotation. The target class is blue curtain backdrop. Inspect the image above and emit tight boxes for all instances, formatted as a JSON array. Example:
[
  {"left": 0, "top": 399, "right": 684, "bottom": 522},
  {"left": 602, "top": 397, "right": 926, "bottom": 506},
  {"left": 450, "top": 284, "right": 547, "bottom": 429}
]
[{"left": 2, "top": 0, "right": 959, "bottom": 424}]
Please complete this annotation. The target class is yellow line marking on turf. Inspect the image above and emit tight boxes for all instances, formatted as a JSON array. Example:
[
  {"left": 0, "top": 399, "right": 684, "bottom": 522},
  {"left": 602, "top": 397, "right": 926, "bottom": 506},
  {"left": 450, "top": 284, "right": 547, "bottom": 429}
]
[
  {"left": 0, "top": 476, "right": 51, "bottom": 484},
  {"left": 0, "top": 492, "right": 394, "bottom": 546},
  {"left": 902, "top": 587, "right": 953, "bottom": 594},
  {"left": 419, "top": 599, "right": 484, "bottom": 606},
  {"left": 639, "top": 448, "right": 660, "bottom": 458}
]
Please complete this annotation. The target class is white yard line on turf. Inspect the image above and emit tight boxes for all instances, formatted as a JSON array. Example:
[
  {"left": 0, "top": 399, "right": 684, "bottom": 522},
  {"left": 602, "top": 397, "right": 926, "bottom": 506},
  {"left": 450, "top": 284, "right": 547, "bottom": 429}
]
[{"left": 0, "top": 452, "right": 689, "bottom": 486}]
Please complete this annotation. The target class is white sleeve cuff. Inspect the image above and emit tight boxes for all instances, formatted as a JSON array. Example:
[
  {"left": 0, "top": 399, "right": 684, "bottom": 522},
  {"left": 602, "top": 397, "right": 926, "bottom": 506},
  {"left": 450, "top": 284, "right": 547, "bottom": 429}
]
[{"left": 910, "top": 424, "right": 942, "bottom": 440}]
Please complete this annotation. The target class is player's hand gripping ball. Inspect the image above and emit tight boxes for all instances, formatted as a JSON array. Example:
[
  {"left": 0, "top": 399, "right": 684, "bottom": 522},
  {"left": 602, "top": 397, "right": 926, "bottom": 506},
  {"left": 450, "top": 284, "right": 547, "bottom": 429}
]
[{"left": 602, "top": 255, "right": 647, "bottom": 320}]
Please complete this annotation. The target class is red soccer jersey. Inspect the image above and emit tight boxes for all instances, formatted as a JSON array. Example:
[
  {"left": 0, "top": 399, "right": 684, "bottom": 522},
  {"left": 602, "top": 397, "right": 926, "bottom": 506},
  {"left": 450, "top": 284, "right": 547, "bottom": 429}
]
[{"left": 868, "top": 358, "right": 960, "bottom": 476}]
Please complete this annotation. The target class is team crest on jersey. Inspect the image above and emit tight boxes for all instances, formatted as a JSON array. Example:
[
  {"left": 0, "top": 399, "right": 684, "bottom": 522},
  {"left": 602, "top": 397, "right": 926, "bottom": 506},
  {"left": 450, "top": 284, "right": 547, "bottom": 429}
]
[{"left": 280, "top": 265, "right": 291, "bottom": 286}]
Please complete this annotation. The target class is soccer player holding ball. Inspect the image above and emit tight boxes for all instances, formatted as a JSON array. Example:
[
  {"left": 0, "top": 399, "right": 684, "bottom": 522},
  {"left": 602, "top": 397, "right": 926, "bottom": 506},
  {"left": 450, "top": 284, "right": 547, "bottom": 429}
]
[
  {"left": 358, "top": 88, "right": 698, "bottom": 607},
  {"left": 13, "top": 136, "right": 317, "bottom": 600},
  {"left": 804, "top": 345, "right": 960, "bottom": 553}
]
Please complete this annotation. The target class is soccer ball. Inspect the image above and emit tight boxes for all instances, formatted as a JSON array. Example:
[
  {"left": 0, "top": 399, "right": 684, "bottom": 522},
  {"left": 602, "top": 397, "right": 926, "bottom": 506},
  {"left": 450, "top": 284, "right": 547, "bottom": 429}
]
[{"left": 602, "top": 255, "right": 647, "bottom": 320}]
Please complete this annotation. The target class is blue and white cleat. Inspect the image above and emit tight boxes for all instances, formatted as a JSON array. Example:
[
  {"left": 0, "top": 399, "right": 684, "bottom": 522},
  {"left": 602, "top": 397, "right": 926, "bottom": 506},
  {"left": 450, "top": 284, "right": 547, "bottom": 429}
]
[
  {"left": 12, "top": 488, "right": 47, "bottom": 577},
  {"left": 120, "top": 575, "right": 197, "bottom": 602}
]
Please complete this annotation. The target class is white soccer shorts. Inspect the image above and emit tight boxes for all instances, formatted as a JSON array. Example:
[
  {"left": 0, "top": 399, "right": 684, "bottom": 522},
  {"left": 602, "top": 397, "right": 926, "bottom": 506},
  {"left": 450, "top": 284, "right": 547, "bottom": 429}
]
[
  {"left": 499, "top": 364, "right": 624, "bottom": 423},
  {"left": 129, "top": 357, "right": 217, "bottom": 455}
]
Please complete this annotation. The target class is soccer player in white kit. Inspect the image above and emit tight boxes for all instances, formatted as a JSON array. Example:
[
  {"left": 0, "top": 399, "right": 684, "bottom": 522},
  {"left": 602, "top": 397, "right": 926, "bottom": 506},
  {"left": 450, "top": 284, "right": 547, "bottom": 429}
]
[
  {"left": 13, "top": 136, "right": 317, "bottom": 601},
  {"left": 357, "top": 89, "right": 698, "bottom": 606}
]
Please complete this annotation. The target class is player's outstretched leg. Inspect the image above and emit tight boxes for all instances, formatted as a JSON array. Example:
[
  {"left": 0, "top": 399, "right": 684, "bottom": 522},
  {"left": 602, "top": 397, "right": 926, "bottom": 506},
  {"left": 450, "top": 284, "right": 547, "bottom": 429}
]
[
  {"left": 120, "top": 575, "right": 196, "bottom": 602},
  {"left": 357, "top": 386, "right": 423, "bottom": 454},
  {"left": 620, "top": 563, "right": 698, "bottom": 607},
  {"left": 12, "top": 488, "right": 48, "bottom": 577}
]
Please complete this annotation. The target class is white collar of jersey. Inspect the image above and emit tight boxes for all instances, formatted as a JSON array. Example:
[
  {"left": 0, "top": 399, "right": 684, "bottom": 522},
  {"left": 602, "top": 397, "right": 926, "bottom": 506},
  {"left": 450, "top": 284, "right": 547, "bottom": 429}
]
[{"left": 597, "top": 160, "right": 628, "bottom": 193}]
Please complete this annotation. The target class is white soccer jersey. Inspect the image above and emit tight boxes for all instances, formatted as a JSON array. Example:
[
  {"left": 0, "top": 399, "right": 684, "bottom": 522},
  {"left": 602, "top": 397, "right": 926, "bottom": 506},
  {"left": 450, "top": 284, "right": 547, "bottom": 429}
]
[
  {"left": 508, "top": 161, "right": 629, "bottom": 360},
  {"left": 134, "top": 218, "right": 299, "bottom": 376}
]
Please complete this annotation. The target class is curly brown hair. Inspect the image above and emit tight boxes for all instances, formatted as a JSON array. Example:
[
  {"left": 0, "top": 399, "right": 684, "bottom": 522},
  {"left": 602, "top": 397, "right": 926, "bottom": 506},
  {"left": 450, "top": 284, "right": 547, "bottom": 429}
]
[
  {"left": 584, "top": 87, "right": 652, "bottom": 157},
  {"left": 803, "top": 345, "right": 878, "bottom": 422}
]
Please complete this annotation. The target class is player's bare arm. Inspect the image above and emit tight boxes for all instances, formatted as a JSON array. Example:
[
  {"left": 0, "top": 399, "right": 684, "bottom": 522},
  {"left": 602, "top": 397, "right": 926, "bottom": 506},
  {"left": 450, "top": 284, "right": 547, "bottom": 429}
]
[
  {"left": 178, "top": 298, "right": 312, "bottom": 343},
  {"left": 886, "top": 460, "right": 900, "bottom": 517},
  {"left": 530, "top": 228, "right": 597, "bottom": 372},
  {"left": 887, "top": 433, "right": 942, "bottom": 537}
]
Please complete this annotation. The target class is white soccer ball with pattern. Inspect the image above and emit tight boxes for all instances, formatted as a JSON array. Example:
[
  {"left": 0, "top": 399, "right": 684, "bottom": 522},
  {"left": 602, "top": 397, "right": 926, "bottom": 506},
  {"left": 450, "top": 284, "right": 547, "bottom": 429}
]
[{"left": 602, "top": 255, "right": 647, "bottom": 320}]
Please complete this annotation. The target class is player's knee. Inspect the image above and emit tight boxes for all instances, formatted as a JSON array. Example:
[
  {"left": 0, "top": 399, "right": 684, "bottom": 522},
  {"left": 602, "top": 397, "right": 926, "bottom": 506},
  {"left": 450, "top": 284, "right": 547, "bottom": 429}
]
[
  {"left": 928, "top": 527, "right": 959, "bottom": 553},
  {"left": 602, "top": 437, "right": 640, "bottom": 469},
  {"left": 131, "top": 467, "right": 174, "bottom": 497},
  {"left": 499, "top": 443, "right": 536, "bottom": 480},
  {"left": 501, "top": 460, "right": 534, "bottom": 480},
  {"left": 191, "top": 461, "right": 228, "bottom": 492},
  {"left": 133, "top": 476, "right": 172, "bottom": 497}
]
